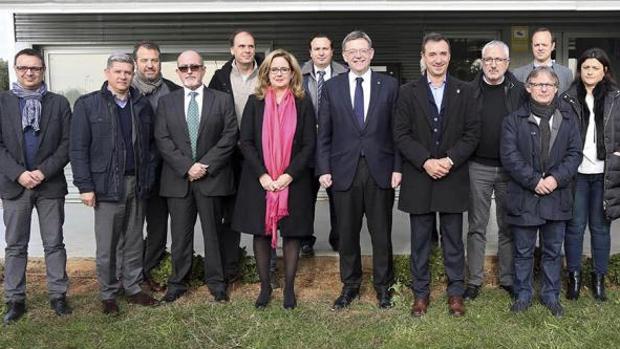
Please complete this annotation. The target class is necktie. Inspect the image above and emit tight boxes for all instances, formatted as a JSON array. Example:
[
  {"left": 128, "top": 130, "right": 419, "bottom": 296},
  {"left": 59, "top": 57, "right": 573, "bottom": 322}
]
[
  {"left": 317, "top": 70, "right": 326, "bottom": 112},
  {"left": 353, "top": 77, "right": 364, "bottom": 127},
  {"left": 187, "top": 91, "right": 200, "bottom": 160},
  {"left": 539, "top": 114, "right": 552, "bottom": 171}
]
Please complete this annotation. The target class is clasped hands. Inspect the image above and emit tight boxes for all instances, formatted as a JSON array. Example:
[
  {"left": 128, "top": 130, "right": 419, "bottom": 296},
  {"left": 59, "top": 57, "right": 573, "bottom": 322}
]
[
  {"left": 423, "top": 157, "right": 453, "bottom": 180},
  {"left": 187, "top": 162, "right": 208, "bottom": 182},
  {"left": 319, "top": 172, "right": 402, "bottom": 189},
  {"left": 18, "top": 170, "right": 45, "bottom": 190},
  {"left": 260, "top": 173, "right": 293, "bottom": 192},
  {"left": 534, "top": 176, "right": 558, "bottom": 195}
]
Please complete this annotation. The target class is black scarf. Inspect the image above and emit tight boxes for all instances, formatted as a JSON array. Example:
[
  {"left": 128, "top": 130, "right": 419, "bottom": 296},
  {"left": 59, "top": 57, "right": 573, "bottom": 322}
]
[
  {"left": 529, "top": 96, "right": 557, "bottom": 171},
  {"left": 577, "top": 81, "right": 606, "bottom": 160}
]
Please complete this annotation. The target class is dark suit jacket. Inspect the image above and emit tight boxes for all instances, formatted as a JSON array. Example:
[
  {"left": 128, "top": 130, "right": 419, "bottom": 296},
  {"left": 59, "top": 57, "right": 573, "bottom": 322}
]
[
  {"left": 0, "top": 91, "right": 71, "bottom": 199},
  {"left": 154, "top": 86, "right": 238, "bottom": 198},
  {"left": 394, "top": 75, "right": 480, "bottom": 214},
  {"left": 317, "top": 71, "right": 401, "bottom": 191}
]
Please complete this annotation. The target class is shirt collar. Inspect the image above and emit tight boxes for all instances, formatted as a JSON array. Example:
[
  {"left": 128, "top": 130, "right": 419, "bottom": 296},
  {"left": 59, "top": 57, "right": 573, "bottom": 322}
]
[
  {"left": 426, "top": 74, "right": 447, "bottom": 88},
  {"left": 348, "top": 68, "right": 372, "bottom": 83},
  {"left": 533, "top": 60, "right": 553, "bottom": 68},
  {"left": 314, "top": 64, "right": 331, "bottom": 77},
  {"left": 106, "top": 85, "right": 130, "bottom": 107},
  {"left": 482, "top": 75, "right": 505, "bottom": 86},
  {"left": 184, "top": 84, "right": 204, "bottom": 97}
]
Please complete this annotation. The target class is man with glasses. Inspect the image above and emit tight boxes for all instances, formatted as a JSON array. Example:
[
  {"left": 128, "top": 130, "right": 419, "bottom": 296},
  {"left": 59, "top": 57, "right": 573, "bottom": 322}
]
[
  {"left": 463, "top": 41, "right": 527, "bottom": 301},
  {"left": 71, "top": 52, "right": 159, "bottom": 315},
  {"left": 156, "top": 50, "right": 238, "bottom": 304},
  {"left": 131, "top": 40, "right": 180, "bottom": 291},
  {"left": 317, "top": 30, "right": 401, "bottom": 310},
  {"left": 394, "top": 32, "right": 479, "bottom": 317},
  {"left": 513, "top": 27, "right": 573, "bottom": 93},
  {"left": 0, "top": 49, "right": 72, "bottom": 324},
  {"left": 500, "top": 66, "right": 581, "bottom": 317}
]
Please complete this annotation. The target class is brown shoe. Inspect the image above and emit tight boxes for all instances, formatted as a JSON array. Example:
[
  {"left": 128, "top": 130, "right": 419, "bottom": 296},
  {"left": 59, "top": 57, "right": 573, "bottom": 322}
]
[
  {"left": 101, "top": 299, "right": 119, "bottom": 315},
  {"left": 127, "top": 291, "right": 159, "bottom": 307},
  {"left": 410, "top": 297, "right": 429, "bottom": 317},
  {"left": 448, "top": 296, "right": 465, "bottom": 317},
  {"left": 144, "top": 278, "right": 165, "bottom": 293}
]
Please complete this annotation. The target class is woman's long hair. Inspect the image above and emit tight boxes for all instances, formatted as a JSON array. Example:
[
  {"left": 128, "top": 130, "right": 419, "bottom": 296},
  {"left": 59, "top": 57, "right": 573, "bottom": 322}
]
[
  {"left": 572, "top": 47, "right": 618, "bottom": 91},
  {"left": 255, "top": 49, "right": 305, "bottom": 100}
]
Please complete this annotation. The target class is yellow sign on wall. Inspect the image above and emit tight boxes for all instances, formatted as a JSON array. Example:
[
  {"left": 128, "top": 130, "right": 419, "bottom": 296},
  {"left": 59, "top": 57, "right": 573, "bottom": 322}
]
[{"left": 512, "top": 26, "right": 529, "bottom": 53}]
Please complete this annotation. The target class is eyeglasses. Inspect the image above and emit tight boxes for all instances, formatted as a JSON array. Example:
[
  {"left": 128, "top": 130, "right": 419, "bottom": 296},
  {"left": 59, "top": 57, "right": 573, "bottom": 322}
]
[
  {"left": 344, "top": 48, "right": 372, "bottom": 56},
  {"left": 528, "top": 82, "right": 558, "bottom": 89},
  {"left": 15, "top": 66, "right": 44, "bottom": 73},
  {"left": 481, "top": 57, "right": 510, "bottom": 65},
  {"left": 177, "top": 64, "right": 204, "bottom": 73},
  {"left": 269, "top": 67, "right": 291, "bottom": 74}
]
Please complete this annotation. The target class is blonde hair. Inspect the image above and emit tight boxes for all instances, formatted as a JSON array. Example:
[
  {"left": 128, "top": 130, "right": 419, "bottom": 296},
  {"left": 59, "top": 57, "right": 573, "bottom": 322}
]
[{"left": 255, "top": 49, "right": 305, "bottom": 100}]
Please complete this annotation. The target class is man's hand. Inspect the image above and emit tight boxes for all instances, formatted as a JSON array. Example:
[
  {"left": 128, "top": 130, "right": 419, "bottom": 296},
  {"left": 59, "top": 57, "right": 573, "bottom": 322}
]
[
  {"left": 319, "top": 174, "right": 333, "bottom": 189},
  {"left": 423, "top": 159, "right": 450, "bottom": 179},
  {"left": 31, "top": 170, "right": 45, "bottom": 183},
  {"left": 81, "top": 192, "right": 96, "bottom": 207},
  {"left": 274, "top": 173, "right": 293, "bottom": 191},
  {"left": 535, "top": 176, "right": 558, "bottom": 195},
  {"left": 391, "top": 172, "right": 402, "bottom": 188},
  {"left": 17, "top": 171, "right": 42, "bottom": 189},
  {"left": 259, "top": 174, "right": 276, "bottom": 192},
  {"left": 187, "top": 163, "right": 208, "bottom": 181}
]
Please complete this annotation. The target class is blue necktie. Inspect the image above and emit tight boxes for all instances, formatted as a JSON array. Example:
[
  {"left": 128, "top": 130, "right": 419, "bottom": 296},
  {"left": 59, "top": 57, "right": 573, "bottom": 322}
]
[
  {"left": 353, "top": 77, "right": 364, "bottom": 127},
  {"left": 317, "top": 70, "right": 326, "bottom": 112},
  {"left": 187, "top": 91, "right": 200, "bottom": 160}
]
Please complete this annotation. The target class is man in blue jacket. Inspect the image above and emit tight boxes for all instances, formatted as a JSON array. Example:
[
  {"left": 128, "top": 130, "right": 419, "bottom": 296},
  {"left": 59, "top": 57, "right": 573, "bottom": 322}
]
[
  {"left": 500, "top": 66, "right": 582, "bottom": 317},
  {"left": 71, "top": 52, "right": 159, "bottom": 315}
]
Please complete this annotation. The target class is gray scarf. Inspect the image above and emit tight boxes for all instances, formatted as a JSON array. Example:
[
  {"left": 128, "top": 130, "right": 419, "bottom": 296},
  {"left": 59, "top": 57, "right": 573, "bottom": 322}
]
[
  {"left": 132, "top": 74, "right": 163, "bottom": 95},
  {"left": 11, "top": 81, "right": 47, "bottom": 132}
]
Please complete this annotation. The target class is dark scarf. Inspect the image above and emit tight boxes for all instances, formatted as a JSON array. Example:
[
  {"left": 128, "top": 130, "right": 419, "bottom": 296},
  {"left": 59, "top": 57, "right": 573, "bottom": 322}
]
[
  {"left": 132, "top": 74, "right": 162, "bottom": 95},
  {"left": 577, "top": 81, "right": 606, "bottom": 160},
  {"left": 529, "top": 95, "right": 557, "bottom": 120},
  {"left": 529, "top": 96, "right": 557, "bottom": 171},
  {"left": 10, "top": 81, "right": 47, "bottom": 132}
]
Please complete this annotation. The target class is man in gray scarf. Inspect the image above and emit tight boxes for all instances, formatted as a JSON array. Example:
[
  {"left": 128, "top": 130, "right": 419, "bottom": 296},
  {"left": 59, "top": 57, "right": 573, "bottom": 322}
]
[
  {"left": 0, "top": 48, "right": 72, "bottom": 324},
  {"left": 131, "top": 41, "right": 180, "bottom": 291}
]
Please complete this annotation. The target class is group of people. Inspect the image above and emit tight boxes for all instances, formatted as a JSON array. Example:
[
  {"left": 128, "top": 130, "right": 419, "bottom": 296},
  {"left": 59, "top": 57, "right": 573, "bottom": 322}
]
[{"left": 1, "top": 26, "right": 619, "bottom": 325}]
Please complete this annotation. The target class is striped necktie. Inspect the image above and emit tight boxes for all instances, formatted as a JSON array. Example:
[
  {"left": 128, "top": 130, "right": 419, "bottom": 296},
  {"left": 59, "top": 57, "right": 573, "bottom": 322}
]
[{"left": 317, "top": 70, "right": 326, "bottom": 112}]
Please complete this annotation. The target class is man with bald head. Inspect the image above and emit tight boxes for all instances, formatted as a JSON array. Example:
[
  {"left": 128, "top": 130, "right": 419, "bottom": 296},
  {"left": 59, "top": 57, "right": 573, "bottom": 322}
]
[{"left": 155, "top": 50, "right": 238, "bottom": 303}]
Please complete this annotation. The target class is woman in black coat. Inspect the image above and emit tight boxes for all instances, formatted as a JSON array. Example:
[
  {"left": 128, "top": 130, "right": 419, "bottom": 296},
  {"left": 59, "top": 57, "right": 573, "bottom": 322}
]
[{"left": 232, "top": 49, "right": 316, "bottom": 309}]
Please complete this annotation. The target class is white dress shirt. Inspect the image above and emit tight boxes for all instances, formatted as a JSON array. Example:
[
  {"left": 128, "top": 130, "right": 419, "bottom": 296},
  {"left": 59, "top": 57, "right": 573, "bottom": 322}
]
[
  {"left": 579, "top": 94, "right": 605, "bottom": 174},
  {"left": 183, "top": 85, "right": 204, "bottom": 121},
  {"left": 348, "top": 69, "right": 372, "bottom": 121},
  {"left": 314, "top": 64, "right": 332, "bottom": 81}
]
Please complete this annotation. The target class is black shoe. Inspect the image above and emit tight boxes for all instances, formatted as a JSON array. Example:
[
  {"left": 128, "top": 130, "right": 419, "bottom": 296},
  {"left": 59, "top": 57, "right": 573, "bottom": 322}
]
[
  {"left": 499, "top": 284, "right": 515, "bottom": 299},
  {"left": 510, "top": 300, "right": 531, "bottom": 313},
  {"left": 566, "top": 271, "right": 582, "bottom": 300},
  {"left": 376, "top": 289, "right": 393, "bottom": 309},
  {"left": 331, "top": 288, "right": 360, "bottom": 310},
  {"left": 543, "top": 301, "right": 564, "bottom": 317},
  {"left": 3, "top": 301, "right": 26, "bottom": 325},
  {"left": 101, "top": 299, "right": 119, "bottom": 315},
  {"left": 463, "top": 284, "right": 480, "bottom": 300},
  {"left": 591, "top": 272, "right": 607, "bottom": 301},
  {"left": 283, "top": 287, "right": 297, "bottom": 310},
  {"left": 329, "top": 237, "right": 339, "bottom": 252},
  {"left": 160, "top": 290, "right": 187, "bottom": 304},
  {"left": 50, "top": 297, "right": 72, "bottom": 316},
  {"left": 300, "top": 244, "right": 315, "bottom": 257},
  {"left": 212, "top": 289, "right": 229, "bottom": 303},
  {"left": 255, "top": 286, "right": 273, "bottom": 309}
]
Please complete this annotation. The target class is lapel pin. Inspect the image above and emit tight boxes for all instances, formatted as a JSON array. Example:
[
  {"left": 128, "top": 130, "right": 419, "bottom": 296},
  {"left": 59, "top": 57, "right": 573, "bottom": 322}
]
[
  {"left": 377, "top": 81, "right": 381, "bottom": 85},
  {"left": 456, "top": 89, "right": 460, "bottom": 94}
]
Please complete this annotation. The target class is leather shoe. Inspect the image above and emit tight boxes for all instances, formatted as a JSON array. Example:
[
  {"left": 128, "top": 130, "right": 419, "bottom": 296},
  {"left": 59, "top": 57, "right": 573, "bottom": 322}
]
[
  {"left": 127, "top": 291, "right": 159, "bottom": 306},
  {"left": 255, "top": 286, "right": 273, "bottom": 309},
  {"left": 144, "top": 277, "right": 165, "bottom": 293},
  {"left": 329, "top": 237, "right": 339, "bottom": 252},
  {"left": 543, "top": 301, "right": 564, "bottom": 317},
  {"left": 212, "top": 290, "right": 229, "bottom": 303},
  {"left": 566, "top": 271, "right": 581, "bottom": 300},
  {"left": 160, "top": 290, "right": 187, "bottom": 304},
  {"left": 300, "top": 244, "right": 315, "bottom": 257},
  {"left": 510, "top": 299, "right": 531, "bottom": 313},
  {"left": 591, "top": 272, "right": 607, "bottom": 301},
  {"left": 101, "top": 299, "right": 119, "bottom": 315},
  {"left": 3, "top": 301, "right": 26, "bottom": 325},
  {"left": 50, "top": 297, "right": 72, "bottom": 316},
  {"left": 447, "top": 296, "right": 465, "bottom": 317},
  {"left": 463, "top": 284, "right": 480, "bottom": 300},
  {"left": 331, "top": 288, "right": 359, "bottom": 310},
  {"left": 376, "top": 289, "right": 393, "bottom": 309},
  {"left": 410, "top": 297, "right": 429, "bottom": 317},
  {"left": 499, "top": 284, "right": 515, "bottom": 299}
]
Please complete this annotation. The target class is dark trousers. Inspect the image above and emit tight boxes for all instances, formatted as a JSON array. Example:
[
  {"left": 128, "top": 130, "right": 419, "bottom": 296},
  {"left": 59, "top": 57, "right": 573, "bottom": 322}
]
[
  {"left": 565, "top": 173, "right": 611, "bottom": 274},
  {"left": 219, "top": 150, "right": 242, "bottom": 281},
  {"left": 513, "top": 221, "right": 565, "bottom": 304},
  {"left": 410, "top": 212, "right": 465, "bottom": 299},
  {"left": 143, "top": 191, "right": 169, "bottom": 275},
  {"left": 302, "top": 177, "right": 338, "bottom": 248},
  {"left": 167, "top": 183, "right": 225, "bottom": 294},
  {"left": 332, "top": 158, "right": 394, "bottom": 291}
]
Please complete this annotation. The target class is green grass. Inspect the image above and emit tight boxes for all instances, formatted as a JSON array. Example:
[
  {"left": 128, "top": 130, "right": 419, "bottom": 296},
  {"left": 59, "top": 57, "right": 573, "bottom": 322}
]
[{"left": 1, "top": 287, "right": 619, "bottom": 349}]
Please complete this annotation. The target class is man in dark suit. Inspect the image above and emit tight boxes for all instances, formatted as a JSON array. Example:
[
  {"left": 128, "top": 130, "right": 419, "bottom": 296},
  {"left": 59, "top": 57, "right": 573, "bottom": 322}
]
[
  {"left": 155, "top": 50, "right": 238, "bottom": 303},
  {"left": 394, "top": 33, "right": 479, "bottom": 317},
  {"left": 0, "top": 49, "right": 72, "bottom": 324},
  {"left": 317, "top": 30, "right": 401, "bottom": 310}
]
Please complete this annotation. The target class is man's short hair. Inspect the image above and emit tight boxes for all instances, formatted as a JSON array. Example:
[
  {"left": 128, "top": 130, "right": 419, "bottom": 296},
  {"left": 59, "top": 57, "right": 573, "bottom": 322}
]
[
  {"left": 133, "top": 40, "right": 161, "bottom": 59},
  {"left": 107, "top": 52, "right": 134, "bottom": 69},
  {"left": 531, "top": 27, "right": 556, "bottom": 44},
  {"left": 14, "top": 48, "right": 45, "bottom": 67},
  {"left": 308, "top": 33, "right": 333, "bottom": 50},
  {"left": 421, "top": 32, "right": 451, "bottom": 53},
  {"left": 341, "top": 30, "right": 372, "bottom": 50},
  {"left": 229, "top": 29, "right": 256, "bottom": 47},
  {"left": 481, "top": 40, "right": 510, "bottom": 58},
  {"left": 526, "top": 66, "right": 559, "bottom": 87}
]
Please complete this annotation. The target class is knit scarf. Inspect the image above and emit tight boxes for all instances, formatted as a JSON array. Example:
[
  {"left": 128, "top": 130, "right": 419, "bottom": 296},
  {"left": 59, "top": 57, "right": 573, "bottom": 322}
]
[
  {"left": 577, "top": 81, "right": 606, "bottom": 160},
  {"left": 11, "top": 81, "right": 47, "bottom": 132},
  {"left": 132, "top": 74, "right": 162, "bottom": 95},
  {"left": 262, "top": 87, "right": 297, "bottom": 248}
]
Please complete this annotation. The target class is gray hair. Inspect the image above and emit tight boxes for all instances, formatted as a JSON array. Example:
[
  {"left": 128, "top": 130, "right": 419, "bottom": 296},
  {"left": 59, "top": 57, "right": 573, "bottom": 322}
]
[
  {"left": 107, "top": 52, "right": 134, "bottom": 69},
  {"left": 526, "top": 66, "right": 559, "bottom": 86},
  {"left": 342, "top": 30, "right": 372, "bottom": 50},
  {"left": 481, "top": 40, "right": 510, "bottom": 58}
]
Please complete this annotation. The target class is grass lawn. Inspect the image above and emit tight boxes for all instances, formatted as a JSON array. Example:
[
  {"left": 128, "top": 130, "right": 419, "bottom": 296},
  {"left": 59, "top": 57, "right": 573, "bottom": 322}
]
[{"left": 1, "top": 283, "right": 619, "bottom": 349}]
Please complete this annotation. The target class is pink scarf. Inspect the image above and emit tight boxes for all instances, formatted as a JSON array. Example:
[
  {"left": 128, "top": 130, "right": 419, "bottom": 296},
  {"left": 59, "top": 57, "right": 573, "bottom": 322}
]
[{"left": 262, "top": 87, "right": 298, "bottom": 248}]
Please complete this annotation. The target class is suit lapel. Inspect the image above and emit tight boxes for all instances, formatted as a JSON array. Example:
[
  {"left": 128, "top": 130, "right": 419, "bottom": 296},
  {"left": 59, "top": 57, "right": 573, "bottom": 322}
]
[
  {"left": 364, "top": 72, "right": 382, "bottom": 129},
  {"left": 8, "top": 94, "right": 26, "bottom": 154},
  {"left": 198, "top": 87, "right": 214, "bottom": 136},
  {"left": 338, "top": 75, "right": 362, "bottom": 131},
  {"left": 412, "top": 77, "right": 433, "bottom": 129},
  {"left": 441, "top": 76, "right": 460, "bottom": 133},
  {"left": 174, "top": 90, "right": 192, "bottom": 149},
  {"left": 37, "top": 94, "right": 52, "bottom": 146}
]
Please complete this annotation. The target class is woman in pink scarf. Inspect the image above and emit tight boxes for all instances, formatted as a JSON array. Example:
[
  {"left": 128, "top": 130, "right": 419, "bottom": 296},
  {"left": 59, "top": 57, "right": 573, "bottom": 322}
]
[{"left": 233, "top": 49, "right": 316, "bottom": 309}]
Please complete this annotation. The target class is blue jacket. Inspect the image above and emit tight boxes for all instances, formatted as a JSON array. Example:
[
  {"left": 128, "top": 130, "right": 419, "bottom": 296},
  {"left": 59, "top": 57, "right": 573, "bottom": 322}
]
[
  {"left": 70, "top": 83, "right": 157, "bottom": 202},
  {"left": 500, "top": 101, "right": 582, "bottom": 226}
]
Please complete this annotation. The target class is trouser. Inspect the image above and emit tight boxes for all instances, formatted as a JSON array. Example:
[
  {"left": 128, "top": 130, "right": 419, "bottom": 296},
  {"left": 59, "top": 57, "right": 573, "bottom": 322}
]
[
  {"left": 565, "top": 173, "right": 611, "bottom": 274},
  {"left": 332, "top": 158, "right": 394, "bottom": 291},
  {"left": 143, "top": 191, "right": 169, "bottom": 275},
  {"left": 513, "top": 221, "right": 565, "bottom": 304},
  {"left": 219, "top": 150, "right": 242, "bottom": 282},
  {"left": 301, "top": 177, "right": 338, "bottom": 248},
  {"left": 3, "top": 190, "right": 68, "bottom": 302},
  {"left": 410, "top": 212, "right": 465, "bottom": 299},
  {"left": 466, "top": 161, "right": 513, "bottom": 286},
  {"left": 94, "top": 176, "right": 145, "bottom": 300}
]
